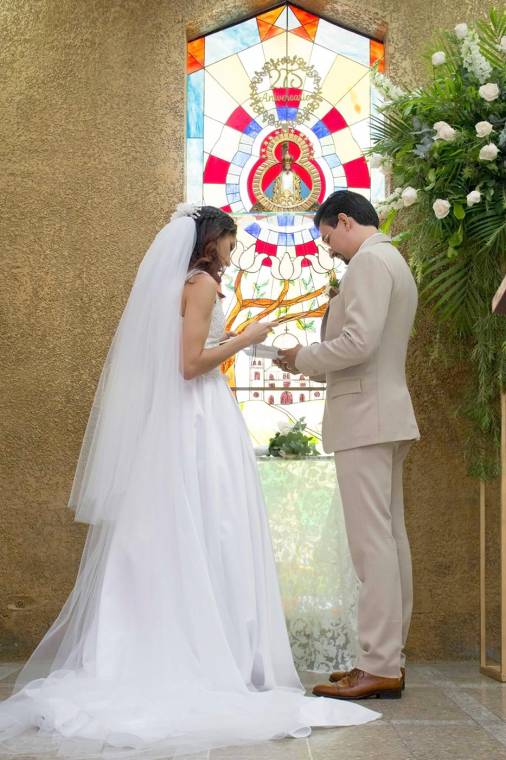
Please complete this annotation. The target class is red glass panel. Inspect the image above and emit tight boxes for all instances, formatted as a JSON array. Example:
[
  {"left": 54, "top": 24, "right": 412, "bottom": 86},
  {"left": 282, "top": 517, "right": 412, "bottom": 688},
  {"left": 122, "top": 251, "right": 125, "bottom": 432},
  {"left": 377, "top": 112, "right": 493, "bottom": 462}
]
[
  {"left": 203, "top": 155, "right": 230, "bottom": 184},
  {"left": 343, "top": 156, "right": 370, "bottom": 188}
]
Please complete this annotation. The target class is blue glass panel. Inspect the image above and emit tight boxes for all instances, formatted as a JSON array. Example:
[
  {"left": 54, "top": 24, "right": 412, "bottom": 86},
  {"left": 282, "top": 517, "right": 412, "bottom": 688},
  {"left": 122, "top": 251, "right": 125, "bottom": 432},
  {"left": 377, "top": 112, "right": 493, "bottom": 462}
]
[
  {"left": 244, "top": 120, "right": 262, "bottom": 137},
  {"left": 186, "top": 138, "right": 204, "bottom": 202},
  {"left": 278, "top": 232, "right": 295, "bottom": 246},
  {"left": 315, "top": 19, "right": 370, "bottom": 66},
  {"left": 276, "top": 106, "right": 298, "bottom": 122},
  {"left": 301, "top": 182, "right": 310, "bottom": 199},
  {"left": 309, "top": 226, "right": 320, "bottom": 239},
  {"left": 325, "top": 154, "right": 342, "bottom": 168},
  {"left": 232, "top": 151, "right": 251, "bottom": 167},
  {"left": 226, "top": 182, "right": 240, "bottom": 193},
  {"left": 312, "top": 120, "right": 331, "bottom": 138},
  {"left": 245, "top": 222, "right": 261, "bottom": 237},
  {"left": 205, "top": 18, "right": 260, "bottom": 66},
  {"left": 277, "top": 214, "right": 295, "bottom": 227},
  {"left": 186, "top": 70, "right": 204, "bottom": 138}
]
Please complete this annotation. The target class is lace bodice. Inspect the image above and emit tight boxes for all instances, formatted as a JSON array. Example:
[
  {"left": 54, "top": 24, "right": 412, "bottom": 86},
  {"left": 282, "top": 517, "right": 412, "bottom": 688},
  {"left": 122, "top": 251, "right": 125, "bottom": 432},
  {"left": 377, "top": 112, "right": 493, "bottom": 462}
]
[
  {"left": 185, "top": 270, "right": 226, "bottom": 376},
  {"left": 205, "top": 298, "right": 226, "bottom": 348}
]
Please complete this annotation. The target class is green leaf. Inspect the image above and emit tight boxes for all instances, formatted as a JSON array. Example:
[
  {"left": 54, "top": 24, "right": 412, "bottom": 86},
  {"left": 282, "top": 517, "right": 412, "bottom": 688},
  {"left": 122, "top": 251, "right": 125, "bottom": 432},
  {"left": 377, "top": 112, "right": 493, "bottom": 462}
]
[
  {"left": 391, "top": 231, "right": 412, "bottom": 247},
  {"left": 425, "top": 169, "right": 437, "bottom": 190},
  {"left": 453, "top": 204, "right": 465, "bottom": 220},
  {"left": 380, "top": 208, "right": 397, "bottom": 235},
  {"left": 448, "top": 225, "right": 464, "bottom": 248}
]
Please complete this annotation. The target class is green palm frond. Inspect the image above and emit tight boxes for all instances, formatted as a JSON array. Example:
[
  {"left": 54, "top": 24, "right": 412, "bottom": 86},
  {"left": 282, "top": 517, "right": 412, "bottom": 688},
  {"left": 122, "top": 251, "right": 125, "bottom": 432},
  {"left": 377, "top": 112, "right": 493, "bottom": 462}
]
[
  {"left": 467, "top": 198, "right": 506, "bottom": 254},
  {"left": 477, "top": 8, "right": 506, "bottom": 67}
]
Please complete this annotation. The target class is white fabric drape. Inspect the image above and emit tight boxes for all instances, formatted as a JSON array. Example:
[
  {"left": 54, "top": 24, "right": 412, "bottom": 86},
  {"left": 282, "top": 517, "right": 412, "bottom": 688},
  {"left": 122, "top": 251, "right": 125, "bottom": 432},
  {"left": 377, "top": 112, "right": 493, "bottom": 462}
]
[{"left": 258, "top": 457, "right": 359, "bottom": 673}]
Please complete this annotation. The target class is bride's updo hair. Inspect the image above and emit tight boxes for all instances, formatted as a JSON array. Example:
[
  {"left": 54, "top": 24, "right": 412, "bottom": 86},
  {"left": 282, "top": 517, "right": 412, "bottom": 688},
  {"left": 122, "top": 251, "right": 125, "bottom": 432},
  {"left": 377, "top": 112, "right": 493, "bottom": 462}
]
[{"left": 188, "top": 206, "right": 237, "bottom": 283}]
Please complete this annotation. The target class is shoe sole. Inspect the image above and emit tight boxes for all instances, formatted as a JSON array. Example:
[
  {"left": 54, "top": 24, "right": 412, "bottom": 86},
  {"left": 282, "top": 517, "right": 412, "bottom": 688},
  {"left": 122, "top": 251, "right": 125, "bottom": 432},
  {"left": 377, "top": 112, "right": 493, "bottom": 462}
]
[
  {"left": 329, "top": 675, "right": 406, "bottom": 691},
  {"left": 315, "top": 688, "right": 402, "bottom": 700}
]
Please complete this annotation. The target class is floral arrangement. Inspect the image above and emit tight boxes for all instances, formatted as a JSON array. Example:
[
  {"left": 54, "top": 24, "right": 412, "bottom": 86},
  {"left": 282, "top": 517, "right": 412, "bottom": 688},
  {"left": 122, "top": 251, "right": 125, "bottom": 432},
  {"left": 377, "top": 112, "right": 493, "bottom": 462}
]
[
  {"left": 370, "top": 8, "right": 506, "bottom": 479},
  {"left": 170, "top": 202, "right": 201, "bottom": 220},
  {"left": 268, "top": 417, "right": 319, "bottom": 458}
]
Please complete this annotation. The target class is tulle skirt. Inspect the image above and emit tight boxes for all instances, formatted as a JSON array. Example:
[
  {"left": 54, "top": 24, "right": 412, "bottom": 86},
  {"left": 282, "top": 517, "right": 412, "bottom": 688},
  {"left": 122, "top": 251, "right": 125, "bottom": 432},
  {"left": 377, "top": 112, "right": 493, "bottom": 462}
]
[{"left": 0, "top": 371, "right": 379, "bottom": 758}]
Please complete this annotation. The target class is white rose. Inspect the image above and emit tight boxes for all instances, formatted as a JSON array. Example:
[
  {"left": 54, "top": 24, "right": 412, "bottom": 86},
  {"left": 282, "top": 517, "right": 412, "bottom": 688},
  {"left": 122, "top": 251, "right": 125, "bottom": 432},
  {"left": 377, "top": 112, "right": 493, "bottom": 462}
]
[
  {"left": 433, "top": 199, "right": 451, "bottom": 219},
  {"left": 369, "top": 153, "right": 384, "bottom": 169},
  {"left": 277, "top": 420, "right": 292, "bottom": 434},
  {"left": 455, "top": 23, "right": 468, "bottom": 38},
  {"left": 479, "top": 82, "right": 500, "bottom": 102},
  {"left": 432, "top": 51, "right": 446, "bottom": 66},
  {"left": 479, "top": 143, "right": 499, "bottom": 161},
  {"left": 466, "top": 190, "right": 481, "bottom": 207},
  {"left": 475, "top": 121, "right": 494, "bottom": 137},
  {"left": 401, "top": 187, "right": 418, "bottom": 207},
  {"left": 433, "top": 121, "right": 457, "bottom": 142},
  {"left": 500, "top": 36, "right": 506, "bottom": 52}
]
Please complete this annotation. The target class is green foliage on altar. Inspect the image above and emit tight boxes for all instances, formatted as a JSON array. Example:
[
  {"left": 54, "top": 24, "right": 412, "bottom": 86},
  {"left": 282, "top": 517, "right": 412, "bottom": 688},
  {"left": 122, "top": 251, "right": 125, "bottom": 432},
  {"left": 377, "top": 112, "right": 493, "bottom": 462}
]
[
  {"left": 370, "top": 8, "right": 506, "bottom": 479},
  {"left": 268, "top": 417, "right": 319, "bottom": 458}
]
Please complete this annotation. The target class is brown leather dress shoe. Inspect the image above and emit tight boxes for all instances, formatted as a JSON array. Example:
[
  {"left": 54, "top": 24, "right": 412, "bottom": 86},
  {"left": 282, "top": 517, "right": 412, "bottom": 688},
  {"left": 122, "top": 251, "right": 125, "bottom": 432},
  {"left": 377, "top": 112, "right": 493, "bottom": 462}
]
[
  {"left": 329, "top": 666, "right": 406, "bottom": 690},
  {"left": 314, "top": 668, "right": 402, "bottom": 700}
]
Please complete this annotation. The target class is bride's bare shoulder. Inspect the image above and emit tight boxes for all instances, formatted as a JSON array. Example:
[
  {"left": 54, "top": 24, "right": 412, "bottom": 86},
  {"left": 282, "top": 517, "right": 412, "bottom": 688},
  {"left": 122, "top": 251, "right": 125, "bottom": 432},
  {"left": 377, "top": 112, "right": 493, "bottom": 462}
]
[
  {"left": 182, "top": 271, "right": 218, "bottom": 316},
  {"left": 185, "top": 271, "right": 218, "bottom": 294}
]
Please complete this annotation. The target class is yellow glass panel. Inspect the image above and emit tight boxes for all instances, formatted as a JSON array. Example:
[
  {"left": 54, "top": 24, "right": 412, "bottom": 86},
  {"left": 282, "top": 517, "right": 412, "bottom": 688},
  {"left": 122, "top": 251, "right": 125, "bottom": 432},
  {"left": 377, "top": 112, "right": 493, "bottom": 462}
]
[
  {"left": 204, "top": 71, "right": 239, "bottom": 121},
  {"left": 321, "top": 55, "right": 368, "bottom": 105},
  {"left": 336, "top": 75, "right": 371, "bottom": 126},
  {"left": 206, "top": 54, "right": 252, "bottom": 104},
  {"left": 261, "top": 32, "right": 289, "bottom": 61},
  {"left": 309, "top": 96, "right": 336, "bottom": 120},
  {"left": 309, "top": 44, "right": 337, "bottom": 82},
  {"left": 238, "top": 42, "right": 267, "bottom": 80},
  {"left": 286, "top": 32, "right": 313, "bottom": 60},
  {"left": 332, "top": 127, "right": 363, "bottom": 163}
]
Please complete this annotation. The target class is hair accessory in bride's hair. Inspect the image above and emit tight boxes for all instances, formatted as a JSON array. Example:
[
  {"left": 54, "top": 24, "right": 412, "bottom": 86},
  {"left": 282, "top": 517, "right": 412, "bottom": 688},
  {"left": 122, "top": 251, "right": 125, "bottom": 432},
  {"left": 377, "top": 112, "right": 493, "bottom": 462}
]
[{"left": 170, "top": 202, "right": 201, "bottom": 221}]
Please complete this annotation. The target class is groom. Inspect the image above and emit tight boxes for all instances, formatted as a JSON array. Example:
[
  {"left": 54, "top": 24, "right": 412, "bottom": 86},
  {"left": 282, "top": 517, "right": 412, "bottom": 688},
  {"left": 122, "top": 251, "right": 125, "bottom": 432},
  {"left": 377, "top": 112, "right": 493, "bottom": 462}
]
[{"left": 278, "top": 190, "right": 420, "bottom": 700}]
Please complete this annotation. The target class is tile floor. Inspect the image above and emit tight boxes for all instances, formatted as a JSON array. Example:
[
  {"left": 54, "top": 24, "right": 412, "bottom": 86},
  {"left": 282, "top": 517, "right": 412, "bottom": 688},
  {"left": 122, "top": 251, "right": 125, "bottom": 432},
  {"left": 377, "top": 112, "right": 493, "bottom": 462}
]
[{"left": 1, "top": 662, "right": 506, "bottom": 759}]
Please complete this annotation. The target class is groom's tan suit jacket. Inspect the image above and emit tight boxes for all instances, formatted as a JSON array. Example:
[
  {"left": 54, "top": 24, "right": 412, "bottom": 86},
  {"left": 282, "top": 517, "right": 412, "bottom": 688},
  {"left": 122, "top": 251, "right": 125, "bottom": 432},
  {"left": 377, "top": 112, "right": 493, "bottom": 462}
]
[{"left": 295, "top": 232, "right": 420, "bottom": 453}]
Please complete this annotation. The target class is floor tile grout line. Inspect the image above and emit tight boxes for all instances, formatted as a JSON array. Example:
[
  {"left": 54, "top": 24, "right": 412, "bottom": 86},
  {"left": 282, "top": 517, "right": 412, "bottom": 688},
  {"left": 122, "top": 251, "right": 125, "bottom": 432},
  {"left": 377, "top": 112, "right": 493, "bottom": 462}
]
[
  {"left": 421, "top": 665, "right": 506, "bottom": 750},
  {"left": 388, "top": 717, "right": 424, "bottom": 759},
  {"left": 306, "top": 736, "right": 314, "bottom": 760}
]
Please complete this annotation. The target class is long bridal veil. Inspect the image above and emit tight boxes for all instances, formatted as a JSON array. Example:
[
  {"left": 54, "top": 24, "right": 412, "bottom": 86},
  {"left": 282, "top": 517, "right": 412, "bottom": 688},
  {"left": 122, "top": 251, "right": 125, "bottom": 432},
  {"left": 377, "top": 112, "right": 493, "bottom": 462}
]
[{"left": 0, "top": 216, "right": 211, "bottom": 756}]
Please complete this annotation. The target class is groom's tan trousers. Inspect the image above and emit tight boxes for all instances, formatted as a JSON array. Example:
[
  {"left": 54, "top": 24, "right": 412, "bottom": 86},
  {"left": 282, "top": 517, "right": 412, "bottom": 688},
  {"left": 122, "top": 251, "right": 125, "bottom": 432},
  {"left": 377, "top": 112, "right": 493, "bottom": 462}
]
[{"left": 334, "top": 440, "right": 413, "bottom": 678}]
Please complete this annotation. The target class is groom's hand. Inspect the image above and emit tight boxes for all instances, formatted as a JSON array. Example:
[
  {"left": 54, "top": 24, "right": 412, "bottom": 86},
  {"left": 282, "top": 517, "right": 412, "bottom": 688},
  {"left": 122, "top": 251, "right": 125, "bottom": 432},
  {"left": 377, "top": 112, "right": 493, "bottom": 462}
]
[{"left": 277, "top": 345, "right": 302, "bottom": 374}]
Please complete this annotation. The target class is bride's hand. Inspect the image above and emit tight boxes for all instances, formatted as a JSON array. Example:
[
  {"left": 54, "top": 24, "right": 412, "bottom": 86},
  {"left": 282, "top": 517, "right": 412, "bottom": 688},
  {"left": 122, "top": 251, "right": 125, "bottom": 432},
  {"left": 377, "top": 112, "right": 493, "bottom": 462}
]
[{"left": 241, "top": 321, "right": 278, "bottom": 346}]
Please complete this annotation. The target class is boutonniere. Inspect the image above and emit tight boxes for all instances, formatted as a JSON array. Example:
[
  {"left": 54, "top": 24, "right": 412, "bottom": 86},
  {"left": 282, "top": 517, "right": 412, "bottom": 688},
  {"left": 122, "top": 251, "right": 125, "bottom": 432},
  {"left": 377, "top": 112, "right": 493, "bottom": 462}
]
[{"left": 324, "top": 271, "right": 340, "bottom": 299}]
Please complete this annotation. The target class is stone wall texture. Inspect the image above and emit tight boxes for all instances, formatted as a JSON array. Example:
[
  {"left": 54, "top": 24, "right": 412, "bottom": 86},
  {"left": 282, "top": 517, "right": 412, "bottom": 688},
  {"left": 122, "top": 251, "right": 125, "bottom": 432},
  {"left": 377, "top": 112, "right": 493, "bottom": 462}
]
[{"left": 1, "top": 0, "right": 493, "bottom": 660}]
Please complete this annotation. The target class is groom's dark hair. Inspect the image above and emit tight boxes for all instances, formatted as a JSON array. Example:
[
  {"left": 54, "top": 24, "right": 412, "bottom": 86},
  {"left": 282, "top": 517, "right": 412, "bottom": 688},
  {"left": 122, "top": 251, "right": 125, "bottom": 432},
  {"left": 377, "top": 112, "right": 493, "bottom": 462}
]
[{"left": 314, "top": 191, "right": 379, "bottom": 229}]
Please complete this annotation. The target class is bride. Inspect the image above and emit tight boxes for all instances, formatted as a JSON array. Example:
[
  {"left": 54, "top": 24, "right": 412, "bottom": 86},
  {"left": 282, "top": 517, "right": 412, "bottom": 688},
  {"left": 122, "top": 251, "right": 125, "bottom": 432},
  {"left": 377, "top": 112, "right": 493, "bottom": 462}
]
[{"left": 0, "top": 204, "right": 379, "bottom": 758}]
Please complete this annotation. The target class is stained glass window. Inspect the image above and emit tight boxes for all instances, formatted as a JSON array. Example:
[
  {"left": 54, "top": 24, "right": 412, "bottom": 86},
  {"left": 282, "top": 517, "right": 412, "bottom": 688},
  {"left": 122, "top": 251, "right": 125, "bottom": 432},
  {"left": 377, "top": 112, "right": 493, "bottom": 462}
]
[{"left": 186, "top": 4, "right": 385, "bottom": 444}]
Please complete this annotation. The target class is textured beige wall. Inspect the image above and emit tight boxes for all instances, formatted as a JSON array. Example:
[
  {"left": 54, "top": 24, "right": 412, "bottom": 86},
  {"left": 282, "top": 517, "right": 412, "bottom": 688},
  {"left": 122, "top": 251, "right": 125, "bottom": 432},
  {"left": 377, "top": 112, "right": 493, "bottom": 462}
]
[{"left": 0, "top": 0, "right": 491, "bottom": 660}]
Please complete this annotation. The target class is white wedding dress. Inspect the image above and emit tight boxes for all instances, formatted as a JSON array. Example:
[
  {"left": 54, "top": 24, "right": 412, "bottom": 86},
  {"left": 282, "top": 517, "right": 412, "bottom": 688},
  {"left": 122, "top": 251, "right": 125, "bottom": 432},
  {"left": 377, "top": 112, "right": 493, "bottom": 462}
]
[{"left": 0, "top": 229, "right": 379, "bottom": 759}]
